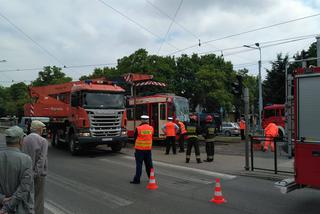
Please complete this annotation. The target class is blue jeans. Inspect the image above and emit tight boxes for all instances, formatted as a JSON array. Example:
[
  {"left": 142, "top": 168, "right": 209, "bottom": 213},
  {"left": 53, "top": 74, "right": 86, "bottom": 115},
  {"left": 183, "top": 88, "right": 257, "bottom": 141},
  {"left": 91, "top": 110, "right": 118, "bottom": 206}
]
[{"left": 133, "top": 150, "right": 153, "bottom": 182}]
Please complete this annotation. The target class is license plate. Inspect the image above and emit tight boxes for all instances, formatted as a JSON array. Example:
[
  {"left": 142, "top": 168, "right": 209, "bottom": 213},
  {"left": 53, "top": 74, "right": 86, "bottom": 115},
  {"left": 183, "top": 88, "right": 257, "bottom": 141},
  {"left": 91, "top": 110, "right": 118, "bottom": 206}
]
[{"left": 102, "top": 138, "right": 112, "bottom": 142}]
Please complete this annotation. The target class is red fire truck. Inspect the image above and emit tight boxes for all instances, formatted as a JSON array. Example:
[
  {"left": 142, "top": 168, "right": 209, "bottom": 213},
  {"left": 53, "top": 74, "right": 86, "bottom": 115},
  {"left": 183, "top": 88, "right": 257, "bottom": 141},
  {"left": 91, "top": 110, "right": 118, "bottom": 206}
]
[
  {"left": 126, "top": 94, "right": 189, "bottom": 140},
  {"left": 276, "top": 66, "right": 320, "bottom": 193},
  {"left": 262, "top": 104, "right": 285, "bottom": 137},
  {"left": 24, "top": 79, "right": 128, "bottom": 155}
]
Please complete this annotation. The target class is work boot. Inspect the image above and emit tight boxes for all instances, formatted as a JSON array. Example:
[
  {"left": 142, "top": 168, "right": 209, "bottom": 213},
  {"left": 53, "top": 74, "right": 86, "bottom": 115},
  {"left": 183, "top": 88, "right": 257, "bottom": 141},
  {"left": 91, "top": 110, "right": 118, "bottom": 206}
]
[
  {"left": 186, "top": 158, "right": 190, "bottom": 163},
  {"left": 196, "top": 158, "right": 202, "bottom": 164},
  {"left": 204, "top": 158, "right": 213, "bottom": 162},
  {"left": 130, "top": 180, "right": 140, "bottom": 184}
]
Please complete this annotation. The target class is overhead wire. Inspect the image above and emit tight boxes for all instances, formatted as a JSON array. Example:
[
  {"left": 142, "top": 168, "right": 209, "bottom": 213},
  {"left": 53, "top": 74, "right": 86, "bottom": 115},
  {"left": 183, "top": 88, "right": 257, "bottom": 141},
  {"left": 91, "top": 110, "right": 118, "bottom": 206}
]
[
  {"left": 198, "top": 33, "right": 317, "bottom": 56},
  {"left": 0, "top": 62, "right": 117, "bottom": 73},
  {"left": 168, "top": 13, "right": 320, "bottom": 55},
  {"left": 0, "top": 33, "right": 316, "bottom": 74},
  {"left": 96, "top": 0, "right": 179, "bottom": 51},
  {"left": 0, "top": 10, "right": 64, "bottom": 66},
  {"left": 157, "top": 0, "right": 184, "bottom": 54},
  {"left": 146, "top": 0, "right": 199, "bottom": 40}
]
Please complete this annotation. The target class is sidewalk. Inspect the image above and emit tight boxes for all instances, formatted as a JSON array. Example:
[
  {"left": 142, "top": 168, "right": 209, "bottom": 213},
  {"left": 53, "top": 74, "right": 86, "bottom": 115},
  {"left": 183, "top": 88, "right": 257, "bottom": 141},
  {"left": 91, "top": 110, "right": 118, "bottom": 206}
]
[{"left": 121, "top": 138, "right": 294, "bottom": 181}]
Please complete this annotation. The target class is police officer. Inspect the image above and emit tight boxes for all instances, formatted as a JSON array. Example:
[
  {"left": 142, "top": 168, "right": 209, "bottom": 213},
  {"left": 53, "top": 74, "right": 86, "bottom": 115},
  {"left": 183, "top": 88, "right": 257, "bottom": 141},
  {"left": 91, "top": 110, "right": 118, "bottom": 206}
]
[
  {"left": 130, "top": 115, "right": 154, "bottom": 184},
  {"left": 176, "top": 118, "right": 187, "bottom": 153},
  {"left": 162, "top": 117, "right": 179, "bottom": 155},
  {"left": 185, "top": 125, "right": 202, "bottom": 163}
]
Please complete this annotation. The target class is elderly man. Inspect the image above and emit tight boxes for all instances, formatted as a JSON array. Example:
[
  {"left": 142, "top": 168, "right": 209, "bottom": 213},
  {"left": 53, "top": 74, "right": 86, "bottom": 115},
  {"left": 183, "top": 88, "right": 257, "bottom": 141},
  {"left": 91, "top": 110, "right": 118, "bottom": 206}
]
[
  {"left": 0, "top": 126, "right": 34, "bottom": 214},
  {"left": 22, "top": 120, "right": 48, "bottom": 214}
]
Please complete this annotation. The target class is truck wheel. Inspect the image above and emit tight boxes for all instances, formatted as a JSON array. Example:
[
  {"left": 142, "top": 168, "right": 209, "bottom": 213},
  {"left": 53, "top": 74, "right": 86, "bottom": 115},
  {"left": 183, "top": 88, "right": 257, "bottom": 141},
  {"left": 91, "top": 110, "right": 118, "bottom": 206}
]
[
  {"left": 111, "top": 143, "right": 122, "bottom": 152},
  {"left": 69, "top": 133, "right": 80, "bottom": 155},
  {"left": 225, "top": 131, "right": 231, "bottom": 136}
]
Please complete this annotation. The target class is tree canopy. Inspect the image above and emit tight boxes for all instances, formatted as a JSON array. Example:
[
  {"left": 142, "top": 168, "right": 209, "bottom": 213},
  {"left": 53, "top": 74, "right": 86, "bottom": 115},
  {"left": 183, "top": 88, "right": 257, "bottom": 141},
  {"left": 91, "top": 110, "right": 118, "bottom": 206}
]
[{"left": 1, "top": 41, "right": 317, "bottom": 119}]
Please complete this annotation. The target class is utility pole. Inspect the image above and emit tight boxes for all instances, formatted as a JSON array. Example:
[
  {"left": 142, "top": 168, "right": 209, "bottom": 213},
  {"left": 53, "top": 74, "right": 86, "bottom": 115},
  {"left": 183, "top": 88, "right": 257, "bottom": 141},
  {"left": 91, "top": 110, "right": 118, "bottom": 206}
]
[
  {"left": 244, "top": 88, "right": 250, "bottom": 170},
  {"left": 243, "top": 43, "right": 262, "bottom": 131},
  {"left": 317, "top": 35, "right": 320, "bottom": 66}
]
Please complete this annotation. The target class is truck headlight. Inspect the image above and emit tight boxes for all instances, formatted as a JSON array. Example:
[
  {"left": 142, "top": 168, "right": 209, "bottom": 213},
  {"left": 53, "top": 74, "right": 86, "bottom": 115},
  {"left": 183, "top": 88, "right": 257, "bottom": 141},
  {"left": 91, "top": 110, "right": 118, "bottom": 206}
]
[
  {"left": 121, "top": 130, "right": 127, "bottom": 136},
  {"left": 79, "top": 132, "right": 91, "bottom": 137}
]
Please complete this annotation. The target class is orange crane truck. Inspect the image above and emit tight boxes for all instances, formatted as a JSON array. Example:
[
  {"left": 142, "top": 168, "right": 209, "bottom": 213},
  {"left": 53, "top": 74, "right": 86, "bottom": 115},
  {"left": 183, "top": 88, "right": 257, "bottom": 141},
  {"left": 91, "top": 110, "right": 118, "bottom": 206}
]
[{"left": 24, "top": 79, "right": 127, "bottom": 155}]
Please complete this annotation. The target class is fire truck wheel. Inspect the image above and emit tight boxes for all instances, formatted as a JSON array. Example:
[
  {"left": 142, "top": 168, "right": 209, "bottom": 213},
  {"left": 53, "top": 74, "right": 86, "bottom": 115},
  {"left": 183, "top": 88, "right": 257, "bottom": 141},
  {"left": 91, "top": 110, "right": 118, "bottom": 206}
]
[
  {"left": 111, "top": 143, "right": 122, "bottom": 152},
  {"left": 69, "top": 133, "right": 80, "bottom": 155}
]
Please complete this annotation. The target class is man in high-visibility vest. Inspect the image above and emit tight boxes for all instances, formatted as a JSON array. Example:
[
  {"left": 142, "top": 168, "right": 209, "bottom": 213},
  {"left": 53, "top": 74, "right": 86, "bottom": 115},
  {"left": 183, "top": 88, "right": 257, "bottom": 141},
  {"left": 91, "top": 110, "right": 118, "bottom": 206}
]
[
  {"left": 162, "top": 117, "right": 179, "bottom": 155},
  {"left": 240, "top": 118, "right": 246, "bottom": 140},
  {"left": 263, "top": 122, "right": 279, "bottom": 152},
  {"left": 176, "top": 118, "right": 187, "bottom": 153},
  {"left": 130, "top": 115, "right": 154, "bottom": 184}
]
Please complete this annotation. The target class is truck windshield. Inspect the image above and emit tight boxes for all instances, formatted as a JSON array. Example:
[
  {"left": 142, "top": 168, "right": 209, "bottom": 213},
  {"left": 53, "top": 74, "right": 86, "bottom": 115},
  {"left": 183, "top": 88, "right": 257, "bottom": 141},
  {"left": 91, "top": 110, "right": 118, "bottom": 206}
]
[
  {"left": 173, "top": 97, "right": 190, "bottom": 122},
  {"left": 82, "top": 92, "right": 124, "bottom": 109}
]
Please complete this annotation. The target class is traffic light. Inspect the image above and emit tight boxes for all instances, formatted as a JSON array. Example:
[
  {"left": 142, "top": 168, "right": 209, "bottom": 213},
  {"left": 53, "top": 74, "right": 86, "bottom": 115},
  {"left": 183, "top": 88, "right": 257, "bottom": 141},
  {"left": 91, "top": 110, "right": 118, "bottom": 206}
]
[{"left": 231, "top": 75, "right": 243, "bottom": 96}]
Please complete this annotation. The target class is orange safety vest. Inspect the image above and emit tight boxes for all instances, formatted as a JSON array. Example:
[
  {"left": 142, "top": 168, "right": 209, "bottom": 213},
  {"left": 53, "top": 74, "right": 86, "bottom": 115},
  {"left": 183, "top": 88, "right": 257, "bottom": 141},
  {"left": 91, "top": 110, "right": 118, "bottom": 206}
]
[
  {"left": 240, "top": 120, "right": 246, "bottom": 130},
  {"left": 178, "top": 121, "right": 187, "bottom": 134},
  {"left": 135, "top": 124, "right": 154, "bottom": 150},
  {"left": 165, "top": 122, "right": 176, "bottom": 137},
  {"left": 265, "top": 123, "right": 279, "bottom": 138}
]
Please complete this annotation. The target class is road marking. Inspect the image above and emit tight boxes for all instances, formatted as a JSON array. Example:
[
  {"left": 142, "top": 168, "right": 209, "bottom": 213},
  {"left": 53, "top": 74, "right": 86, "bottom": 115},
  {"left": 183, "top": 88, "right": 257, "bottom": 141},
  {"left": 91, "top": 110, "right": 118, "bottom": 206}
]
[
  {"left": 100, "top": 158, "right": 212, "bottom": 184},
  {"left": 122, "top": 156, "right": 236, "bottom": 180},
  {"left": 48, "top": 172, "right": 133, "bottom": 208},
  {"left": 45, "top": 199, "right": 74, "bottom": 214}
]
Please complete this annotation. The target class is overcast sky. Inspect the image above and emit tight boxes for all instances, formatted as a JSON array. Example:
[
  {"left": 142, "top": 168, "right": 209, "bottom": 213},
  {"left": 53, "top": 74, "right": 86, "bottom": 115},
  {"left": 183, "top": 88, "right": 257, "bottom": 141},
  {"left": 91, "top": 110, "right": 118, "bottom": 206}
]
[{"left": 0, "top": 0, "right": 319, "bottom": 87}]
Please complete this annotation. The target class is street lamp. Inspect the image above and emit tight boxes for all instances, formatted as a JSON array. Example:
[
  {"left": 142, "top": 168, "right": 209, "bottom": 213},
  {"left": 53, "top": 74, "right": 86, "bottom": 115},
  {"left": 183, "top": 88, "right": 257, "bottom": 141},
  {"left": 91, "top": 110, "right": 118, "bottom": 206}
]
[{"left": 243, "top": 43, "right": 263, "bottom": 131}]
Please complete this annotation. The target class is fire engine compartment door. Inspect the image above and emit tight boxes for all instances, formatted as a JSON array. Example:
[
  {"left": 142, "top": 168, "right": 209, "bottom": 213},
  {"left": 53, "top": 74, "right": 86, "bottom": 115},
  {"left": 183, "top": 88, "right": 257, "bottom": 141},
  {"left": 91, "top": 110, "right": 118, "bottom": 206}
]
[{"left": 295, "top": 74, "right": 320, "bottom": 188}]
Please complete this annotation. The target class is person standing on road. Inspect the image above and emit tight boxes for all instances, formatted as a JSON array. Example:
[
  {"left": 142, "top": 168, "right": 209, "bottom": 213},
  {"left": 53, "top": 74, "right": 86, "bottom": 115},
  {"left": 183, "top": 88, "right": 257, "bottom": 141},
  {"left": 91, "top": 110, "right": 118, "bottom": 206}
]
[
  {"left": 162, "top": 117, "right": 179, "bottom": 155},
  {"left": 0, "top": 126, "right": 34, "bottom": 214},
  {"left": 263, "top": 122, "right": 279, "bottom": 152},
  {"left": 185, "top": 125, "right": 202, "bottom": 163},
  {"left": 240, "top": 118, "right": 246, "bottom": 140},
  {"left": 175, "top": 118, "right": 187, "bottom": 153},
  {"left": 21, "top": 120, "right": 48, "bottom": 214},
  {"left": 130, "top": 115, "right": 154, "bottom": 184}
]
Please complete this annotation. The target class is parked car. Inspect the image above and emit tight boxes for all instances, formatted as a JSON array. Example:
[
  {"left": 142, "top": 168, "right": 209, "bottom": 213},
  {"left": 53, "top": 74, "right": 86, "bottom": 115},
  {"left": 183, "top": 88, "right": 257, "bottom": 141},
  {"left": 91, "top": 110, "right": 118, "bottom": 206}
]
[{"left": 221, "top": 122, "right": 240, "bottom": 136}]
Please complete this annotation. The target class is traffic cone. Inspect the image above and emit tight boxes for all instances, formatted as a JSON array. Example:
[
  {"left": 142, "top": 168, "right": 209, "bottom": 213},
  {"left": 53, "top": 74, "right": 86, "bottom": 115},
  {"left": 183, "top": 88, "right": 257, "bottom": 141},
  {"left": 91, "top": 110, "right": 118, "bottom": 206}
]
[
  {"left": 210, "top": 178, "right": 226, "bottom": 204},
  {"left": 146, "top": 168, "right": 158, "bottom": 190}
]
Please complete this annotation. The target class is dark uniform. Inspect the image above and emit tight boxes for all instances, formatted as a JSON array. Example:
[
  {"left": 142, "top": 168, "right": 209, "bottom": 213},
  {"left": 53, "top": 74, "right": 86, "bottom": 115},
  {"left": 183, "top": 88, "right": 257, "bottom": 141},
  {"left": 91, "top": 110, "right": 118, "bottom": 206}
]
[
  {"left": 185, "top": 125, "right": 202, "bottom": 163},
  {"left": 130, "top": 118, "right": 154, "bottom": 184},
  {"left": 205, "top": 140, "right": 215, "bottom": 162}
]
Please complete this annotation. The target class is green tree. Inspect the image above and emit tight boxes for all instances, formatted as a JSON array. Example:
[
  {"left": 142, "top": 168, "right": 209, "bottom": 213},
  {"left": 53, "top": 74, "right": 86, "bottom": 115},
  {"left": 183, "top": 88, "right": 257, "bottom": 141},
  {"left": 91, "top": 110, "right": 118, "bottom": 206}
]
[
  {"left": 263, "top": 54, "right": 288, "bottom": 105},
  {"left": 32, "top": 66, "right": 72, "bottom": 86},
  {"left": 197, "top": 54, "right": 235, "bottom": 111},
  {"left": 1, "top": 82, "right": 29, "bottom": 117},
  {"left": 79, "top": 67, "right": 120, "bottom": 80}
]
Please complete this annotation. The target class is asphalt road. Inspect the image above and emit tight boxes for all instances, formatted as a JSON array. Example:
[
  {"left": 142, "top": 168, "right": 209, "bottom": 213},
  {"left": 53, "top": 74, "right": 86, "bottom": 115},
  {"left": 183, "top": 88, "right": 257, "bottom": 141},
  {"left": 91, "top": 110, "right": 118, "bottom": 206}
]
[{"left": 43, "top": 145, "right": 320, "bottom": 214}]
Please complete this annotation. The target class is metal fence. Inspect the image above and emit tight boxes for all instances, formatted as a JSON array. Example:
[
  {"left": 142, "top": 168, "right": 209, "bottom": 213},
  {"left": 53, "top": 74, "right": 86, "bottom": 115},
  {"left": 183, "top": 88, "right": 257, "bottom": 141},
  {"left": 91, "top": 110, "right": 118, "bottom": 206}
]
[{"left": 250, "top": 135, "right": 294, "bottom": 174}]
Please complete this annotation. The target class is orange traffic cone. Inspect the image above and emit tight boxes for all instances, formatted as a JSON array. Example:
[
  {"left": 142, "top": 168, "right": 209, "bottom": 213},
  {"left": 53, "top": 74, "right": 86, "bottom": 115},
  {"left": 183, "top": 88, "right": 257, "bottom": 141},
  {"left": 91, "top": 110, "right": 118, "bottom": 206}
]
[
  {"left": 210, "top": 178, "right": 226, "bottom": 204},
  {"left": 147, "top": 168, "right": 158, "bottom": 190}
]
